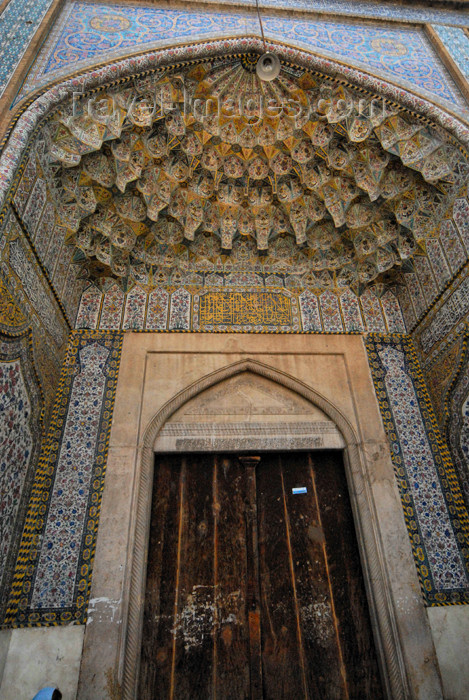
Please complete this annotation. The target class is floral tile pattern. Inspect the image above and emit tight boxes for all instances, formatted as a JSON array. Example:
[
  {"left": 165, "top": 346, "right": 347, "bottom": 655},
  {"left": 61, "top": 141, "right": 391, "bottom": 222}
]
[
  {"left": 366, "top": 335, "right": 469, "bottom": 604},
  {"left": 17, "top": 2, "right": 464, "bottom": 109},
  {"left": 99, "top": 284, "right": 124, "bottom": 330},
  {"left": 453, "top": 198, "right": 469, "bottom": 252},
  {"left": 122, "top": 285, "right": 146, "bottom": 331},
  {"left": 359, "top": 288, "right": 386, "bottom": 332},
  {"left": 3, "top": 330, "right": 123, "bottom": 627},
  {"left": 381, "top": 290, "right": 405, "bottom": 333},
  {"left": 339, "top": 288, "right": 364, "bottom": 331},
  {"left": 425, "top": 336, "right": 465, "bottom": 429},
  {"left": 0, "top": 207, "right": 69, "bottom": 421},
  {"left": 425, "top": 238, "right": 452, "bottom": 291},
  {"left": 0, "top": 0, "right": 55, "bottom": 98},
  {"left": 195, "top": 0, "right": 469, "bottom": 26},
  {"left": 432, "top": 26, "right": 469, "bottom": 82},
  {"left": 417, "top": 271, "right": 469, "bottom": 359},
  {"left": 146, "top": 288, "right": 169, "bottom": 331},
  {"left": 0, "top": 331, "right": 44, "bottom": 621},
  {"left": 438, "top": 220, "right": 466, "bottom": 275}
]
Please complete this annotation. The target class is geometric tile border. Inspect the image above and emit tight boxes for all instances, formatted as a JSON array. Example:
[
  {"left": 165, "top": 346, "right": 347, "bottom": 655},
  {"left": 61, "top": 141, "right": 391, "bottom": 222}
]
[
  {"left": 365, "top": 334, "right": 469, "bottom": 605},
  {"left": 3, "top": 330, "right": 123, "bottom": 627}
]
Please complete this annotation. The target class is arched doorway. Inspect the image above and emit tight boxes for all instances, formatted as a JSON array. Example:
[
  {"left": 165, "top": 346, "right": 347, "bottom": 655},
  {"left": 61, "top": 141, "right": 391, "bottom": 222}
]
[
  {"left": 120, "top": 360, "right": 405, "bottom": 698},
  {"left": 140, "top": 371, "right": 383, "bottom": 698}
]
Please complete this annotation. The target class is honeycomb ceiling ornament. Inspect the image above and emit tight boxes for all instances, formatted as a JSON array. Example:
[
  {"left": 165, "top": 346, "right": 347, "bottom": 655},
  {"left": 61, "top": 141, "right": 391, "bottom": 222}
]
[{"left": 45, "top": 55, "right": 463, "bottom": 294}]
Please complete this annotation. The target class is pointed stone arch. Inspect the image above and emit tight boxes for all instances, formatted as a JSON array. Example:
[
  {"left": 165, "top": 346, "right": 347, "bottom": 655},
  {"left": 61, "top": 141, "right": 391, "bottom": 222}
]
[{"left": 120, "top": 357, "right": 409, "bottom": 700}]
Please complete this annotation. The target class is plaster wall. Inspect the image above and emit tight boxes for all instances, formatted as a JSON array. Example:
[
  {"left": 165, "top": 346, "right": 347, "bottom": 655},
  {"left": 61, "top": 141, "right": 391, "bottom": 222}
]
[
  {"left": 428, "top": 606, "right": 469, "bottom": 700},
  {"left": 77, "top": 332, "right": 441, "bottom": 699},
  {"left": 0, "top": 626, "right": 84, "bottom": 700}
]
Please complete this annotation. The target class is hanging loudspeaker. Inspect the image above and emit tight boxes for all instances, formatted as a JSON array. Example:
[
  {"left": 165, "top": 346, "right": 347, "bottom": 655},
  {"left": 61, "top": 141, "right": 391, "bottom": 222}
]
[{"left": 256, "top": 53, "right": 280, "bottom": 81}]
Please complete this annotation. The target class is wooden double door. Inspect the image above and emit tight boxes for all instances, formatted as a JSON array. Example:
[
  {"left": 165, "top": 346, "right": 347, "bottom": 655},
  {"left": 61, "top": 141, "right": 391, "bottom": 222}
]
[{"left": 139, "top": 451, "right": 384, "bottom": 699}]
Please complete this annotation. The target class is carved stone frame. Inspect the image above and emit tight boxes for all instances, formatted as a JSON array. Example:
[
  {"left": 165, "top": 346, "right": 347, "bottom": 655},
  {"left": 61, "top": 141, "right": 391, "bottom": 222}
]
[{"left": 120, "top": 358, "right": 410, "bottom": 700}]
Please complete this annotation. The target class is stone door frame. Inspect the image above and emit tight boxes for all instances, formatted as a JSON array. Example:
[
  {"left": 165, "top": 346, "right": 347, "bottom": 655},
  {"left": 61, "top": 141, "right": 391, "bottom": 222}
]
[{"left": 119, "top": 357, "right": 410, "bottom": 700}]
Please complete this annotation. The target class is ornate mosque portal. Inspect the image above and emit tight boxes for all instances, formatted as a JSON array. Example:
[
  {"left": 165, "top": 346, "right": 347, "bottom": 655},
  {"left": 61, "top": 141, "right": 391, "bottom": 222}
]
[{"left": 43, "top": 49, "right": 464, "bottom": 699}]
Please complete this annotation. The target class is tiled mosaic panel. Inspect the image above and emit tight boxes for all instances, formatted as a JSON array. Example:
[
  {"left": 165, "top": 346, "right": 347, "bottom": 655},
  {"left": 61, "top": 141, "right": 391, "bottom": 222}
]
[
  {"left": 12, "top": 151, "right": 81, "bottom": 328},
  {"left": 0, "top": 0, "right": 55, "bottom": 98},
  {"left": 365, "top": 335, "right": 469, "bottom": 605},
  {"left": 445, "top": 338, "right": 469, "bottom": 511},
  {"left": 0, "top": 208, "right": 69, "bottom": 422},
  {"left": 6, "top": 213, "right": 66, "bottom": 348},
  {"left": 415, "top": 269, "right": 469, "bottom": 362},
  {"left": 0, "top": 332, "right": 44, "bottom": 620},
  {"left": 3, "top": 330, "right": 123, "bottom": 627},
  {"left": 19, "top": 2, "right": 463, "bottom": 107},
  {"left": 397, "top": 200, "right": 469, "bottom": 331},
  {"left": 425, "top": 238, "right": 452, "bottom": 290},
  {"left": 187, "top": 0, "right": 469, "bottom": 26},
  {"left": 413, "top": 257, "right": 438, "bottom": 309},
  {"left": 454, "top": 198, "right": 469, "bottom": 252},
  {"left": 438, "top": 220, "right": 466, "bottom": 274},
  {"left": 75, "top": 284, "right": 402, "bottom": 333},
  {"left": 425, "top": 335, "right": 465, "bottom": 430},
  {"left": 433, "top": 26, "right": 469, "bottom": 81}
]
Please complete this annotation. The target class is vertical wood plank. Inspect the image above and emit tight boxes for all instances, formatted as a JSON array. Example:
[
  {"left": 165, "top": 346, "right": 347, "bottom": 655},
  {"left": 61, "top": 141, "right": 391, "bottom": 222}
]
[
  {"left": 172, "top": 453, "right": 215, "bottom": 699},
  {"left": 312, "top": 452, "right": 384, "bottom": 699},
  {"left": 138, "top": 454, "right": 182, "bottom": 700},
  {"left": 214, "top": 455, "right": 250, "bottom": 700},
  {"left": 257, "top": 453, "right": 308, "bottom": 700},
  {"left": 281, "top": 450, "right": 347, "bottom": 699},
  {"left": 243, "top": 459, "right": 263, "bottom": 700}
]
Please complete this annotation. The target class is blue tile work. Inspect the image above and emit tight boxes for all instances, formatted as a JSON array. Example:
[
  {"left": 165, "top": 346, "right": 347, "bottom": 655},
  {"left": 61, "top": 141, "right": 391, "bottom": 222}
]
[
  {"left": 212, "top": 0, "right": 469, "bottom": 27},
  {"left": 0, "top": 0, "right": 54, "bottom": 98},
  {"left": 433, "top": 26, "right": 469, "bottom": 82},
  {"left": 18, "top": 2, "right": 464, "bottom": 108},
  {"left": 3, "top": 330, "right": 122, "bottom": 627},
  {"left": 366, "top": 335, "right": 469, "bottom": 605}
]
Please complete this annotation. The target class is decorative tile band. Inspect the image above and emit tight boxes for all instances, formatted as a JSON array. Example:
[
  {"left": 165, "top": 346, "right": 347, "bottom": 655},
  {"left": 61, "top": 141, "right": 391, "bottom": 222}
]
[
  {"left": 3, "top": 329, "right": 123, "bottom": 627},
  {"left": 365, "top": 334, "right": 469, "bottom": 605},
  {"left": 76, "top": 283, "right": 406, "bottom": 334},
  {"left": 18, "top": 2, "right": 464, "bottom": 108}
]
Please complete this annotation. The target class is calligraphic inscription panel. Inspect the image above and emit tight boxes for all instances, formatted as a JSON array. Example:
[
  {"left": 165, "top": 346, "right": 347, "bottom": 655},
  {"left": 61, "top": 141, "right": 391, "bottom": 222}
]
[{"left": 195, "top": 291, "right": 296, "bottom": 331}]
